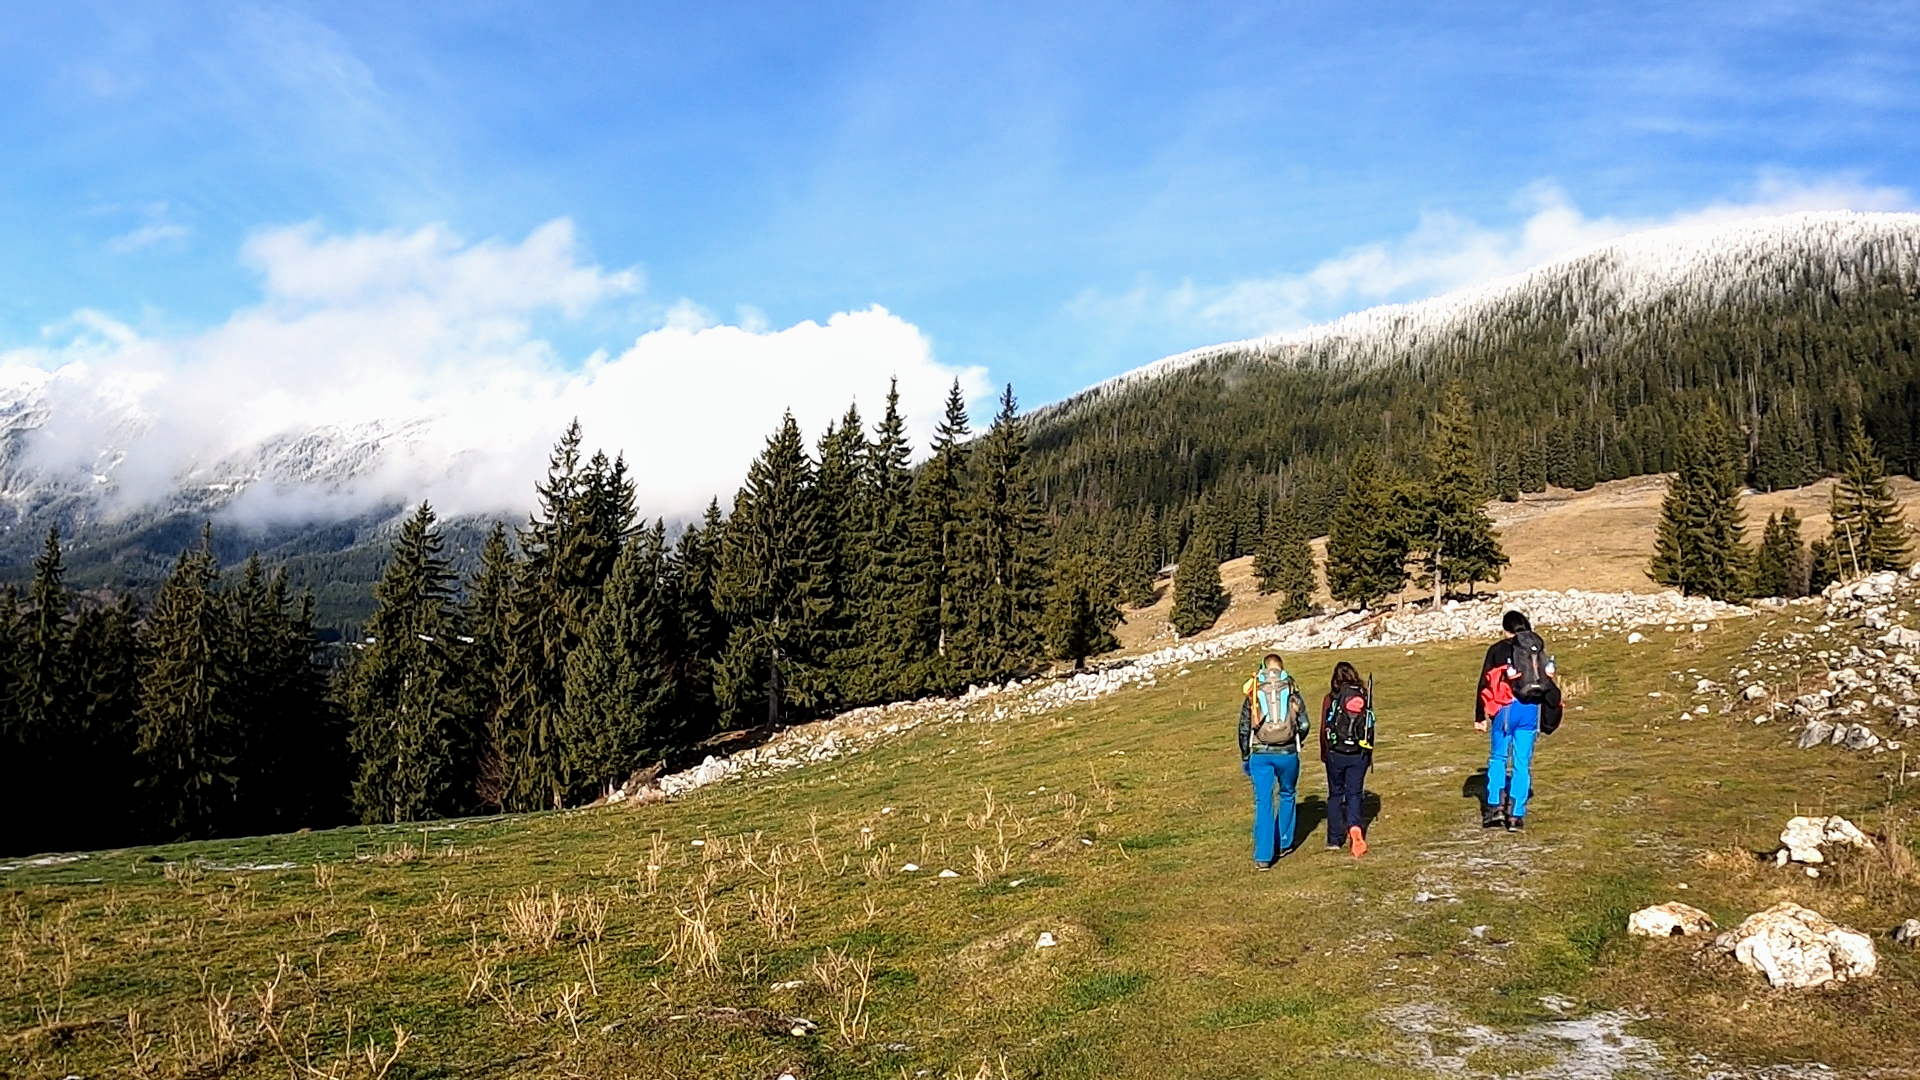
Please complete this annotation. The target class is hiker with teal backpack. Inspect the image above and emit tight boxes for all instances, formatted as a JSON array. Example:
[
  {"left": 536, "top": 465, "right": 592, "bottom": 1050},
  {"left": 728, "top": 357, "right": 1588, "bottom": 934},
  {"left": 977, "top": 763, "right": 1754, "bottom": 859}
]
[
  {"left": 1320, "top": 661, "right": 1375, "bottom": 857},
  {"left": 1238, "top": 653, "right": 1310, "bottom": 869}
]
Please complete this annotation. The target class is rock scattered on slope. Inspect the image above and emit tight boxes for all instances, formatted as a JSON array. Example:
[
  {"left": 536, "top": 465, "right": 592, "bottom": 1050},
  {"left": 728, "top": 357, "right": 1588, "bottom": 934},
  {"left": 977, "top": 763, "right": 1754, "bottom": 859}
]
[
  {"left": 1774, "top": 815, "right": 1875, "bottom": 866},
  {"left": 1716, "top": 568, "right": 1920, "bottom": 756},
  {"left": 1627, "top": 902, "right": 1716, "bottom": 938},
  {"left": 1894, "top": 918, "right": 1920, "bottom": 946},
  {"left": 1714, "top": 901, "right": 1877, "bottom": 989}
]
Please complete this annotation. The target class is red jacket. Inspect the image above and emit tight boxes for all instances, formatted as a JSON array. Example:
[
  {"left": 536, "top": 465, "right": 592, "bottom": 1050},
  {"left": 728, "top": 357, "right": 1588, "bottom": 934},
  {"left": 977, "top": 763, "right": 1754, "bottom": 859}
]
[{"left": 1479, "top": 664, "right": 1516, "bottom": 721}]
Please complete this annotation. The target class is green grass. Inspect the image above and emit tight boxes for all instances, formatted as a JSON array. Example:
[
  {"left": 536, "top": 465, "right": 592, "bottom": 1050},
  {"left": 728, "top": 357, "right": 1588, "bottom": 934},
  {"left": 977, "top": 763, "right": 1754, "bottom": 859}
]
[{"left": 4, "top": 617, "right": 1918, "bottom": 1078}]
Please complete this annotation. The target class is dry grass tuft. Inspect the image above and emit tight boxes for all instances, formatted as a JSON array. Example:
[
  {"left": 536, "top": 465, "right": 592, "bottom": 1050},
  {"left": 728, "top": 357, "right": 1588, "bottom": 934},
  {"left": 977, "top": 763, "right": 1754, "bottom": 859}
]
[
  {"left": 663, "top": 884, "right": 722, "bottom": 977},
  {"left": 809, "top": 946, "right": 874, "bottom": 1045},
  {"left": 502, "top": 886, "right": 566, "bottom": 952}
]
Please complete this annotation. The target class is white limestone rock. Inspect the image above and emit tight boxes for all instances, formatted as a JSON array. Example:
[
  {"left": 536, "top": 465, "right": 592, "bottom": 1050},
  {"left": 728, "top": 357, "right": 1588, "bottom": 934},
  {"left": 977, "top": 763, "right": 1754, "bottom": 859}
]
[
  {"left": 1776, "top": 815, "right": 1875, "bottom": 865},
  {"left": 1715, "top": 902, "right": 1877, "bottom": 989},
  {"left": 1627, "top": 902, "right": 1717, "bottom": 938}
]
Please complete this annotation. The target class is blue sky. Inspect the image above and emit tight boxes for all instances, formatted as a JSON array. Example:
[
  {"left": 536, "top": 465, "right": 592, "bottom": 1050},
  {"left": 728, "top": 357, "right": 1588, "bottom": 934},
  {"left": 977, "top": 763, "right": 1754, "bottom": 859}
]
[{"left": 2, "top": 2, "right": 1918, "bottom": 515}]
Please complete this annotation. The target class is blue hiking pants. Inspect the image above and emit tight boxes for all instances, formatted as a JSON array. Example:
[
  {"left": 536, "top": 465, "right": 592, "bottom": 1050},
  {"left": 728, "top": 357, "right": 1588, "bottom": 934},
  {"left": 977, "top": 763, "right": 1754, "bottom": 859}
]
[
  {"left": 1487, "top": 704, "right": 1539, "bottom": 819},
  {"left": 1248, "top": 751, "right": 1300, "bottom": 862},
  {"left": 1325, "top": 750, "right": 1370, "bottom": 844}
]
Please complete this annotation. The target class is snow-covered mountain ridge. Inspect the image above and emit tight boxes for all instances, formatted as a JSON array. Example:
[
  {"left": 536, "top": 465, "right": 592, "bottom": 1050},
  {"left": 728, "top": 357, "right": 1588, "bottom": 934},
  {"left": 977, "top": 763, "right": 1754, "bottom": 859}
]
[{"left": 1043, "top": 210, "right": 1920, "bottom": 419}]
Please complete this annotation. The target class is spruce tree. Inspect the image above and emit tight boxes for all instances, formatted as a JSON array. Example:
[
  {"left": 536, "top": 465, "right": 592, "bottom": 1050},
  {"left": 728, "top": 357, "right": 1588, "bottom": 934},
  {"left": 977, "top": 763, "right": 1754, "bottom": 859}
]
[
  {"left": 845, "top": 381, "right": 923, "bottom": 700},
  {"left": 1828, "top": 416, "right": 1911, "bottom": 576},
  {"left": 1118, "top": 513, "right": 1160, "bottom": 608},
  {"left": 64, "top": 596, "right": 140, "bottom": 849},
  {"left": 1649, "top": 407, "right": 1749, "bottom": 600},
  {"left": 8, "top": 530, "right": 73, "bottom": 853},
  {"left": 1753, "top": 509, "right": 1809, "bottom": 599},
  {"left": 1041, "top": 551, "right": 1121, "bottom": 670},
  {"left": 496, "top": 423, "right": 636, "bottom": 811},
  {"left": 713, "top": 412, "right": 837, "bottom": 726},
  {"left": 228, "top": 558, "right": 340, "bottom": 831},
  {"left": 1545, "top": 426, "right": 1573, "bottom": 489},
  {"left": 560, "top": 521, "right": 675, "bottom": 801},
  {"left": 1260, "top": 503, "right": 1319, "bottom": 621},
  {"left": 1326, "top": 446, "right": 1409, "bottom": 608},
  {"left": 1170, "top": 530, "right": 1229, "bottom": 637},
  {"left": 348, "top": 503, "right": 472, "bottom": 824},
  {"left": 905, "top": 381, "right": 973, "bottom": 692},
  {"left": 813, "top": 406, "right": 866, "bottom": 707},
  {"left": 463, "top": 522, "right": 519, "bottom": 812},
  {"left": 1404, "top": 390, "right": 1508, "bottom": 604},
  {"left": 950, "top": 386, "right": 1049, "bottom": 683},
  {"left": 1752, "top": 409, "right": 1816, "bottom": 492},
  {"left": 1492, "top": 446, "right": 1521, "bottom": 502},
  {"left": 1519, "top": 438, "right": 1548, "bottom": 494},
  {"left": 667, "top": 501, "right": 724, "bottom": 742},
  {"left": 134, "top": 531, "right": 241, "bottom": 841},
  {"left": 1569, "top": 422, "right": 1598, "bottom": 491}
]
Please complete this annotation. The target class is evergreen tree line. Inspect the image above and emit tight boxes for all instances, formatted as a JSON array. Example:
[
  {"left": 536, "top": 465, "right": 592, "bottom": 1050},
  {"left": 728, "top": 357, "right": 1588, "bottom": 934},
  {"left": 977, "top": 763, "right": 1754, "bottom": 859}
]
[
  {"left": 0, "top": 380, "right": 1124, "bottom": 855},
  {"left": 0, "top": 529, "right": 344, "bottom": 856},
  {"left": 1160, "top": 388, "right": 1511, "bottom": 639},
  {"left": 1651, "top": 411, "right": 1913, "bottom": 602},
  {"left": 1031, "top": 264, "right": 1920, "bottom": 579}
]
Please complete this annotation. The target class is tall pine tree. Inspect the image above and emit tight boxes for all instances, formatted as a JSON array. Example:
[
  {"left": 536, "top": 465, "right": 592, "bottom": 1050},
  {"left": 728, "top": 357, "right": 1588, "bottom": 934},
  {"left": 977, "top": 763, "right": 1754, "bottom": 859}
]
[
  {"left": 1042, "top": 551, "right": 1121, "bottom": 670},
  {"left": 1828, "top": 416, "right": 1911, "bottom": 576},
  {"left": 906, "top": 380, "right": 974, "bottom": 692},
  {"left": 1649, "top": 406, "right": 1748, "bottom": 600},
  {"left": 560, "top": 521, "right": 675, "bottom": 801},
  {"left": 134, "top": 531, "right": 242, "bottom": 841},
  {"left": 845, "top": 381, "right": 924, "bottom": 701},
  {"left": 1326, "top": 446, "right": 1408, "bottom": 608},
  {"left": 496, "top": 423, "right": 636, "bottom": 811},
  {"left": 713, "top": 412, "right": 837, "bottom": 726},
  {"left": 348, "top": 503, "right": 474, "bottom": 824},
  {"left": 1753, "top": 509, "right": 1809, "bottom": 599},
  {"left": 950, "top": 385, "right": 1049, "bottom": 683},
  {"left": 1170, "top": 530, "right": 1229, "bottom": 637},
  {"left": 1402, "top": 390, "right": 1507, "bottom": 604},
  {"left": 1255, "top": 503, "right": 1318, "bottom": 621}
]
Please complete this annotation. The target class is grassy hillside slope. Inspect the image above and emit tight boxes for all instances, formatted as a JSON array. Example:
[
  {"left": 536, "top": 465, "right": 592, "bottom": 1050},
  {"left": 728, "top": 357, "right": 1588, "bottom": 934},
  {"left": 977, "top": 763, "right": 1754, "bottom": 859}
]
[{"left": 7, "top": 613, "right": 1918, "bottom": 1078}]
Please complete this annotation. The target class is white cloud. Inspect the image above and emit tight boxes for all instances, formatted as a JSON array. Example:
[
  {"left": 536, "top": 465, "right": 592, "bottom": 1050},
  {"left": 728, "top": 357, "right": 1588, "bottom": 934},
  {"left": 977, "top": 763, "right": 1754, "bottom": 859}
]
[
  {"left": 106, "top": 202, "right": 191, "bottom": 254},
  {"left": 108, "top": 221, "right": 190, "bottom": 254},
  {"left": 1074, "top": 174, "right": 1915, "bottom": 338},
  {"left": 2, "top": 219, "right": 987, "bottom": 527}
]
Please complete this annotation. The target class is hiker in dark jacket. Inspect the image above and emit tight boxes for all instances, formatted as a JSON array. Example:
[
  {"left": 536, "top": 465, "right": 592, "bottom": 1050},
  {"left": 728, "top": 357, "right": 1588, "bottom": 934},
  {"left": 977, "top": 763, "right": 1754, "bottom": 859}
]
[
  {"left": 1238, "top": 653, "right": 1309, "bottom": 869},
  {"left": 1319, "top": 661, "right": 1374, "bottom": 857},
  {"left": 1476, "top": 610, "right": 1547, "bottom": 831}
]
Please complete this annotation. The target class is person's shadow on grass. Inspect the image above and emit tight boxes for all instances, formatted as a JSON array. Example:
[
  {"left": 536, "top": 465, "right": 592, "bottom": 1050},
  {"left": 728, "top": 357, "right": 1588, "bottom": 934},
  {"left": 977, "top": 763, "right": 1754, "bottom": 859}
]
[{"left": 1292, "top": 790, "right": 1386, "bottom": 850}]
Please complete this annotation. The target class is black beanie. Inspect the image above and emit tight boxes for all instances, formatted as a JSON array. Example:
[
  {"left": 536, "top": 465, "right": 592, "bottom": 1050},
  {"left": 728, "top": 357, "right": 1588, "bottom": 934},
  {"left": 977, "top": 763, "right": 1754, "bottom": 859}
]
[{"left": 1503, "top": 610, "right": 1530, "bottom": 634}]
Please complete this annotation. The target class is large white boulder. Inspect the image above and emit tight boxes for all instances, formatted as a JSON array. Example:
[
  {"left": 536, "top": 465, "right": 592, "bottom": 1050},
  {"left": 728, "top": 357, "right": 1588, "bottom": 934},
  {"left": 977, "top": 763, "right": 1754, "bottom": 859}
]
[
  {"left": 1627, "top": 902, "right": 1716, "bottom": 938},
  {"left": 1776, "top": 815, "right": 1875, "bottom": 865},
  {"left": 1716, "top": 902, "right": 1877, "bottom": 989}
]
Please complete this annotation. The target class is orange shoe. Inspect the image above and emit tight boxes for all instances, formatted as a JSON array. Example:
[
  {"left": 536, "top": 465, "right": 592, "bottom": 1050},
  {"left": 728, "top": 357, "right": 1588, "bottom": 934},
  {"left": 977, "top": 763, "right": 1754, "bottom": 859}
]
[{"left": 1347, "top": 826, "right": 1368, "bottom": 858}]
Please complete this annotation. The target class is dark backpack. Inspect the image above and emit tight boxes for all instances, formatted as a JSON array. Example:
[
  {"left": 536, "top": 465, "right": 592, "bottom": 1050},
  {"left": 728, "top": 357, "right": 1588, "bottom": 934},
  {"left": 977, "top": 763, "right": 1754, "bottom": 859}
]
[
  {"left": 1325, "top": 683, "right": 1374, "bottom": 753},
  {"left": 1508, "top": 630, "right": 1552, "bottom": 705}
]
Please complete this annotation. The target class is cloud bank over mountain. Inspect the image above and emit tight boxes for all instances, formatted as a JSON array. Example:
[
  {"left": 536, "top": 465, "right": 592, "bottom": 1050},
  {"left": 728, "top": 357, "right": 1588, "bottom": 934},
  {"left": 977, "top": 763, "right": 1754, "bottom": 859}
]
[{"left": 0, "top": 219, "right": 987, "bottom": 526}]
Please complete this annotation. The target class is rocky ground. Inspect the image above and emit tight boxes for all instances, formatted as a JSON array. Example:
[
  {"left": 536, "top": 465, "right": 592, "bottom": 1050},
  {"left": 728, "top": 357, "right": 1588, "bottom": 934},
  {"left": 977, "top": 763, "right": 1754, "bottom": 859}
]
[{"left": 1684, "top": 566, "right": 1920, "bottom": 771}]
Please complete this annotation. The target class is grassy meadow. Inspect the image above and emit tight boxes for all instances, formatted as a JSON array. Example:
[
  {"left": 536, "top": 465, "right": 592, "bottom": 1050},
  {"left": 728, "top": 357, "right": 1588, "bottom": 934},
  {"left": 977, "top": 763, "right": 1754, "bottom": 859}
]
[{"left": 6, "top": 615, "right": 1920, "bottom": 1078}]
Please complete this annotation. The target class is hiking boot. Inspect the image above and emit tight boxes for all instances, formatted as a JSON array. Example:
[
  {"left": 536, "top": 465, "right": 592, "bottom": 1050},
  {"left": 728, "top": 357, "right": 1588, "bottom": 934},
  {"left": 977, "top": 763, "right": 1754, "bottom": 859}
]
[
  {"left": 1348, "top": 826, "right": 1368, "bottom": 858},
  {"left": 1255, "top": 860, "right": 1274, "bottom": 871},
  {"left": 1325, "top": 842, "right": 1344, "bottom": 853},
  {"left": 1505, "top": 816, "right": 1525, "bottom": 832},
  {"left": 1481, "top": 803, "right": 1507, "bottom": 828}
]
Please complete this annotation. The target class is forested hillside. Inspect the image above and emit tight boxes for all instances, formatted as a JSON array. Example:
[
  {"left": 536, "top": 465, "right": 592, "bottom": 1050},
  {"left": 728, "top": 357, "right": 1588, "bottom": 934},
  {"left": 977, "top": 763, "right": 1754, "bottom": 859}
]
[{"left": 1031, "top": 211, "right": 1920, "bottom": 573}]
